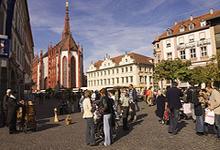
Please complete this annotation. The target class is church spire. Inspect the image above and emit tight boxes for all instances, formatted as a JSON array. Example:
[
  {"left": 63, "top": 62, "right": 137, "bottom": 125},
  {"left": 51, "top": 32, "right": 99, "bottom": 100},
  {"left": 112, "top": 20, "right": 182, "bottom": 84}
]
[{"left": 62, "top": 0, "right": 71, "bottom": 39}]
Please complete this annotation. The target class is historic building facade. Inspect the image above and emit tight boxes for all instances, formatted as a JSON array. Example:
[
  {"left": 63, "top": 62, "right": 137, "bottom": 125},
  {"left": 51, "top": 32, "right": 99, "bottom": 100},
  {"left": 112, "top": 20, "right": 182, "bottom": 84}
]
[
  {"left": 153, "top": 9, "right": 220, "bottom": 88},
  {"left": 87, "top": 52, "right": 154, "bottom": 90},
  {"left": 0, "top": 0, "right": 34, "bottom": 99},
  {"left": 32, "top": 0, "right": 84, "bottom": 91}
]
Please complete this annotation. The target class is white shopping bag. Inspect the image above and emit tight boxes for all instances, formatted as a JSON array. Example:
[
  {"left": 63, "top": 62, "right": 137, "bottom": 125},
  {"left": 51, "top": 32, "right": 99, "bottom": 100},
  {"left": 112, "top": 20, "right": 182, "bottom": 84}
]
[
  {"left": 183, "top": 103, "right": 192, "bottom": 114},
  {"left": 204, "top": 108, "right": 215, "bottom": 125}
]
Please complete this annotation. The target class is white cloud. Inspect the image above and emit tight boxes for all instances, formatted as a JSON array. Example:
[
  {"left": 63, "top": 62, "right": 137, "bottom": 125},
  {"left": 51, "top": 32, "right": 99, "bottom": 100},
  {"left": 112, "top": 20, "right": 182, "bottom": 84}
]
[{"left": 29, "top": 0, "right": 165, "bottom": 71}]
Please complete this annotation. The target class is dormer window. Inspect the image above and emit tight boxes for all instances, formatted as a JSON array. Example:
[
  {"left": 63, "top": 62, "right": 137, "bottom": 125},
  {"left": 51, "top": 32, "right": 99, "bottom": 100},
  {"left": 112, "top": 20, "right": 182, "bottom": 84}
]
[
  {"left": 189, "top": 23, "right": 195, "bottom": 31},
  {"left": 200, "top": 20, "right": 206, "bottom": 27},
  {"left": 179, "top": 25, "right": 185, "bottom": 32},
  {"left": 167, "top": 28, "right": 173, "bottom": 36}
]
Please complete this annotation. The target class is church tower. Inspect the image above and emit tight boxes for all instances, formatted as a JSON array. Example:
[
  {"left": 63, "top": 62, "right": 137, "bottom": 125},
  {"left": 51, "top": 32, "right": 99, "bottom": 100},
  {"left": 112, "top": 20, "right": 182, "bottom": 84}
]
[{"left": 46, "top": 0, "right": 83, "bottom": 89}]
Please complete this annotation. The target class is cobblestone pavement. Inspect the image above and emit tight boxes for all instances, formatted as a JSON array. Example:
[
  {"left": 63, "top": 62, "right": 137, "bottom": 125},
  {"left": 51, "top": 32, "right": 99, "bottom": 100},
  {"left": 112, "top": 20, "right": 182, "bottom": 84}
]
[{"left": 0, "top": 99, "right": 220, "bottom": 150}]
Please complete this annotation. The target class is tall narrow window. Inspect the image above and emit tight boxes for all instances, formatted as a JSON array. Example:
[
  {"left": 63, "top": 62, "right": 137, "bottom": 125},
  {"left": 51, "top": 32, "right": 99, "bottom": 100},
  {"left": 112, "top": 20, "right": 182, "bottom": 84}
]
[
  {"left": 167, "top": 52, "right": 172, "bottom": 60},
  {"left": 71, "top": 56, "right": 76, "bottom": 87},
  {"left": 62, "top": 56, "right": 67, "bottom": 87},
  {"left": 180, "top": 50, "right": 186, "bottom": 59},
  {"left": 190, "top": 49, "right": 196, "bottom": 58},
  {"left": 130, "top": 66, "right": 133, "bottom": 72},
  {"left": 201, "top": 46, "right": 207, "bottom": 57}
]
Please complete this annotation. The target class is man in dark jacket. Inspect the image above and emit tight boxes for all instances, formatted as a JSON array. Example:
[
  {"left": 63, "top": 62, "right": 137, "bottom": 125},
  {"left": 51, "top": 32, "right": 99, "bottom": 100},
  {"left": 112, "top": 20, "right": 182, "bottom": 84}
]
[
  {"left": 100, "top": 88, "right": 114, "bottom": 146},
  {"left": 129, "top": 84, "right": 139, "bottom": 121},
  {"left": 166, "top": 82, "right": 183, "bottom": 135},
  {"left": 0, "top": 98, "right": 4, "bottom": 127},
  {"left": 2, "top": 89, "right": 11, "bottom": 127},
  {"left": 187, "top": 84, "right": 204, "bottom": 135}
]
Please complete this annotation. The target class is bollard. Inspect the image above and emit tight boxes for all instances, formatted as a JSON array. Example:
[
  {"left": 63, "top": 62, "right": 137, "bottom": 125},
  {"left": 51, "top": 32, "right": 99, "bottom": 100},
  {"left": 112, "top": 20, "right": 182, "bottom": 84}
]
[{"left": 54, "top": 108, "right": 59, "bottom": 123}]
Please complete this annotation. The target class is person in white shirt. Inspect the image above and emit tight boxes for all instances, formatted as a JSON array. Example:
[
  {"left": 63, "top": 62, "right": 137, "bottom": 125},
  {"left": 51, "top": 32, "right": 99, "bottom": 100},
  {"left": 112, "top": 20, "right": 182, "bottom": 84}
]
[{"left": 82, "top": 90, "right": 96, "bottom": 146}]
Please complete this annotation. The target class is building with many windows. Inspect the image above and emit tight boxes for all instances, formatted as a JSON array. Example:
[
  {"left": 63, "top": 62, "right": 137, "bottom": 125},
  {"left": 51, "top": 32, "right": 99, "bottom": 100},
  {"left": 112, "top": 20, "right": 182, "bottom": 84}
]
[
  {"left": 32, "top": 0, "right": 84, "bottom": 91},
  {"left": 153, "top": 9, "right": 220, "bottom": 87},
  {"left": 153, "top": 9, "right": 220, "bottom": 66},
  {"left": 87, "top": 52, "right": 154, "bottom": 90},
  {"left": 0, "top": 0, "right": 34, "bottom": 99}
]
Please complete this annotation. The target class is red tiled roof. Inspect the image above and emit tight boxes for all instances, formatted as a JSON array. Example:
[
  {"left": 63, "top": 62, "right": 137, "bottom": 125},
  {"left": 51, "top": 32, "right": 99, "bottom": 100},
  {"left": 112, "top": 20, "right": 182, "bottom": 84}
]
[
  {"left": 153, "top": 10, "right": 220, "bottom": 43},
  {"left": 93, "top": 52, "right": 153, "bottom": 69}
]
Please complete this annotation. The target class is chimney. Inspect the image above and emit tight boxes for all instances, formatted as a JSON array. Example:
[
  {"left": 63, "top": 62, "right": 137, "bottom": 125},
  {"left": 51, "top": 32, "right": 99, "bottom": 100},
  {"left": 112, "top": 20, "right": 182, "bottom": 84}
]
[
  {"left": 190, "top": 15, "right": 193, "bottom": 21},
  {"left": 210, "top": 8, "right": 214, "bottom": 14},
  {"left": 174, "top": 21, "right": 178, "bottom": 25}
]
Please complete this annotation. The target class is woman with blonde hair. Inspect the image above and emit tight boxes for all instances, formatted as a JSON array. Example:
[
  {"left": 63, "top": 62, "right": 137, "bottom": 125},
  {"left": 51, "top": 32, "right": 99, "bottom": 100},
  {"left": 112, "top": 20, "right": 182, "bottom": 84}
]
[{"left": 82, "top": 90, "right": 96, "bottom": 146}]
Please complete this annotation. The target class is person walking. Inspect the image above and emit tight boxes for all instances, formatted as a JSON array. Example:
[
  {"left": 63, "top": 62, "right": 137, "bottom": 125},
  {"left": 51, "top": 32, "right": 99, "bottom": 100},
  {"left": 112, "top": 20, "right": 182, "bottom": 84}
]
[
  {"left": 120, "top": 90, "right": 130, "bottom": 130},
  {"left": 166, "top": 82, "right": 183, "bottom": 135},
  {"left": 187, "top": 83, "right": 204, "bottom": 135},
  {"left": 206, "top": 83, "right": 220, "bottom": 139},
  {"left": 100, "top": 88, "right": 114, "bottom": 146},
  {"left": 156, "top": 90, "right": 166, "bottom": 124},
  {"left": 82, "top": 90, "right": 96, "bottom": 146},
  {"left": 146, "top": 86, "right": 153, "bottom": 106},
  {"left": 129, "top": 84, "right": 138, "bottom": 121}
]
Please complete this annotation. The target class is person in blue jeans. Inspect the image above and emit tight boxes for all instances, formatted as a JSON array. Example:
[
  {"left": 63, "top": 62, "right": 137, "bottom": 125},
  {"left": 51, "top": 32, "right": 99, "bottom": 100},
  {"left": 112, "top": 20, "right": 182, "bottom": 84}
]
[
  {"left": 100, "top": 88, "right": 114, "bottom": 146},
  {"left": 166, "top": 82, "right": 183, "bottom": 135}
]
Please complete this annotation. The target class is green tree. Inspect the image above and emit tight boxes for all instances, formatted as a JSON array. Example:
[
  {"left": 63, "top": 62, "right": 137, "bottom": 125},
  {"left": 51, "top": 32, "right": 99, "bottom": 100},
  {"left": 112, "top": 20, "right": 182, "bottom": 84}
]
[
  {"left": 154, "top": 58, "right": 191, "bottom": 82},
  {"left": 189, "top": 57, "right": 220, "bottom": 84}
]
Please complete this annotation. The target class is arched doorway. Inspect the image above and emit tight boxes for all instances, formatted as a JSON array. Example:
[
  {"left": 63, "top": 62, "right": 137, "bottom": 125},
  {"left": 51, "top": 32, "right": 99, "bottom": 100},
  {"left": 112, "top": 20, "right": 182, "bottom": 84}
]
[
  {"left": 71, "top": 56, "right": 76, "bottom": 87},
  {"left": 62, "top": 56, "right": 67, "bottom": 88}
]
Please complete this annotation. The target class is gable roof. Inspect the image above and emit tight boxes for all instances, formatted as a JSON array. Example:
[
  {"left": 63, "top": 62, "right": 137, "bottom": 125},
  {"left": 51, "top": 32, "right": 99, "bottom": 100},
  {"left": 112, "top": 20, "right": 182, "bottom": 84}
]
[
  {"left": 153, "top": 9, "right": 220, "bottom": 43},
  {"left": 93, "top": 52, "right": 153, "bottom": 69}
]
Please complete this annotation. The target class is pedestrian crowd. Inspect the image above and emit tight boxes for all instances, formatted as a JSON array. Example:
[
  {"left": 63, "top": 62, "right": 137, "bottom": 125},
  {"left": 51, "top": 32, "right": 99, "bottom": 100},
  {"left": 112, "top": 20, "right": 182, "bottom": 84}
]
[
  {"left": 80, "top": 84, "right": 139, "bottom": 146},
  {"left": 153, "top": 81, "right": 220, "bottom": 139}
]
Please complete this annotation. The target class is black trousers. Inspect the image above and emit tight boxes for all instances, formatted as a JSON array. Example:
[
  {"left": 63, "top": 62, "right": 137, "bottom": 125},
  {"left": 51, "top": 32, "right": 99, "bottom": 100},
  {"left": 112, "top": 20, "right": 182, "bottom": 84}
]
[
  {"left": 122, "top": 106, "right": 129, "bottom": 129},
  {"left": 7, "top": 106, "right": 17, "bottom": 132}
]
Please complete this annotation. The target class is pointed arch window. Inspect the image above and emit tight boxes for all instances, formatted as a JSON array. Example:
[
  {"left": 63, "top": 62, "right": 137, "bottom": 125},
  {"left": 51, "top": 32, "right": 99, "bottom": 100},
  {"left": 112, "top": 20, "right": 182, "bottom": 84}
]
[
  {"left": 62, "top": 56, "right": 67, "bottom": 87},
  {"left": 71, "top": 56, "right": 76, "bottom": 87}
]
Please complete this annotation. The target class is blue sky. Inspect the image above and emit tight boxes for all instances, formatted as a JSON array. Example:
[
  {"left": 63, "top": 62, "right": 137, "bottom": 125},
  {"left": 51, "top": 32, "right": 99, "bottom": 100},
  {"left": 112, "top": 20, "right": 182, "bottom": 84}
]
[{"left": 28, "top": 0, "right": 220, "bottom": 70}]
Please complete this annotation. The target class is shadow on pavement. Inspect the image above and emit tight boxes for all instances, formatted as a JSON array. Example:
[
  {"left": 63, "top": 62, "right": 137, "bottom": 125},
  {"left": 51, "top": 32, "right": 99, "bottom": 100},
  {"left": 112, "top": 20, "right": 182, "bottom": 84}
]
[
  {"left": 177, "top": 121, "right": 188, "bottom": 132},
  {"left": 37, "top": 123, "right": 60, "bottom": 132},
  {"left": 114, "top": 113, "right": 147, "bottom": 143}
]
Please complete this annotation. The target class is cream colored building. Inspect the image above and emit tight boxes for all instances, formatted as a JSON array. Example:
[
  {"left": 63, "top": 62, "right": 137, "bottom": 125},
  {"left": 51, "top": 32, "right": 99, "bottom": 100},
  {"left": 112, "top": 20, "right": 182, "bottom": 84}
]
[
  {"left": 87, "top": 52, "right": 154, "bottom": 90},
  {"left": 153, "top": 9, "right": 220, "bottom": 88}
]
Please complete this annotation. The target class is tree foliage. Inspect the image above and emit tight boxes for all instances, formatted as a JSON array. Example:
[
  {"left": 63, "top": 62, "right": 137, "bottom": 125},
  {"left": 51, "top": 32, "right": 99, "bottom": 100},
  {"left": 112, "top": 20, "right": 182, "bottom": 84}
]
[
  {"left": 189, "top": 61, "right": 220, "bottom": 84},
  {"left": 154, "top": 57, "right": 219, "bottom": 85},
  {"left": 154, "top": 58, "right": 191, "bottom": 82}
]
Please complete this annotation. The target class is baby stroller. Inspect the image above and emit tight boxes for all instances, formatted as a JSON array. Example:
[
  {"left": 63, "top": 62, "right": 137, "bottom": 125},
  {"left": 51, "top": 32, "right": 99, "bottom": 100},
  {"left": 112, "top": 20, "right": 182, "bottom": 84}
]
[
  {"left": 93, "top": 101, "right": 104, "bottom": 140},
  {"left": 16, "top": 100, "right": 37, "bottom": 133},
  {"left": 93, "top": 100, "right": 119, "bottom": 141}
]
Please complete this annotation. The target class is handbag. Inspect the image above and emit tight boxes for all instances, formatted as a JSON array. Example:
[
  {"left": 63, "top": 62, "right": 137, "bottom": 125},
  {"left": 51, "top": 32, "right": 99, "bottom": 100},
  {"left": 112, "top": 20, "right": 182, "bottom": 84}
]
[
  {"left": 163, "top": 110, "right": 169, "bottom": 121},
  {"left": 183, "top": 103, "right": 192, "bottom": 114},
  {"left": 204, "top": 108, "right": 215, "bottom": 125}
]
